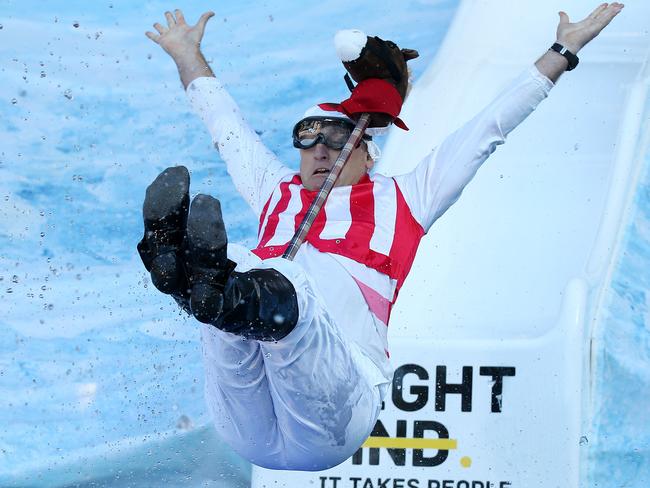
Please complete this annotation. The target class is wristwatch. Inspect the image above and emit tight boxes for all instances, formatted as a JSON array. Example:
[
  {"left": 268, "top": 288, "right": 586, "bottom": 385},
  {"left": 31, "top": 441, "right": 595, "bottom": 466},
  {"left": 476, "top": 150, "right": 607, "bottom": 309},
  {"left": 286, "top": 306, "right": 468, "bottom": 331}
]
[{"left": 549, "top": 42, "right": 579, "bottom": 71}]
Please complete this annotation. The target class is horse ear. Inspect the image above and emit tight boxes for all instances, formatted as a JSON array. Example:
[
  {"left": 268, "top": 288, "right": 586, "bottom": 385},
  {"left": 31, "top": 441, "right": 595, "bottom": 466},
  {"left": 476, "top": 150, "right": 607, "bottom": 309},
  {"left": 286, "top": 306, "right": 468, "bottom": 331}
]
[{"left": 401, "top": 48, "right": 419, "bottom": 61}]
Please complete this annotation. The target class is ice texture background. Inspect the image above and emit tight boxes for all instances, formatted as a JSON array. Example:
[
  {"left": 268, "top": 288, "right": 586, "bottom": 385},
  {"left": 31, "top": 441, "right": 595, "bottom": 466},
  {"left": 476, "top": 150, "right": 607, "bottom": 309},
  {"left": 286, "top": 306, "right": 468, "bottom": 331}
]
[{"left": 0, "top": 0, "right": 647, "bottom": 486}]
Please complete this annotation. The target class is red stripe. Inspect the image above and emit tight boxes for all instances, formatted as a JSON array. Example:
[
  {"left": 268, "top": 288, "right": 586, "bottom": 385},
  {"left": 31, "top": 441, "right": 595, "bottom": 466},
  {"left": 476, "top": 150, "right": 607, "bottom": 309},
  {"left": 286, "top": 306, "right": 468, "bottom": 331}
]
[
  {"left": 352, "top": 277, "right": 391, "bottom": 325},
  {"left": 252, "top": 244, "right": 288, "bottom": 260},
  {"left": 346, "top": 179, "right": 375, "bottom": 251},
  {"left": 294, "top": 188, "right": 314, "bottom": 234},
  {"left": 388, "top": 179, "right": 425, "bottom": 301},
  {"left": 258, "top": 195, "right": 272, "bottom": 238},
  {"left": 307, "top": 194, "right": 327, "bottom": 243},
  {"left": 257, "top": 175, "right": 300, "bottom": 248}
]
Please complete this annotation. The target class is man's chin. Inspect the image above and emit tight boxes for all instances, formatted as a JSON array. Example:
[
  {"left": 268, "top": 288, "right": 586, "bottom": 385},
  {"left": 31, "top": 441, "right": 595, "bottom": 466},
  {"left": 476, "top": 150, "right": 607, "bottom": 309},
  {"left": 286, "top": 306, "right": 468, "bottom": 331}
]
[{"left": 305, "top": 173, "right": 328, "bottom": 190}]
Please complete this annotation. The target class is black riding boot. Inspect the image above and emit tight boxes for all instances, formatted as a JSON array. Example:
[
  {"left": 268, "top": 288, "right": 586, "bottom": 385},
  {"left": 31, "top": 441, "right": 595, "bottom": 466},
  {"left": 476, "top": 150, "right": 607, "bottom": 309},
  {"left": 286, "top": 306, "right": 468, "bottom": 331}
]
[
  {"left": 186, "top": 194, "right": 299, "bottom": 341},
  {"left": 137, "top": 166, "right": 191, "bottom": 312}
]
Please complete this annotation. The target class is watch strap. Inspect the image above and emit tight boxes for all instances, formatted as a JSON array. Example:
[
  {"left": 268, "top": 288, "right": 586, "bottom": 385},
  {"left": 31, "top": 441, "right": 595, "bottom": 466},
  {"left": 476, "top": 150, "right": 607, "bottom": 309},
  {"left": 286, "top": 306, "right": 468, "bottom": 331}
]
[{"left": 549, "top": 42, "right": 579, "bottom": 71}]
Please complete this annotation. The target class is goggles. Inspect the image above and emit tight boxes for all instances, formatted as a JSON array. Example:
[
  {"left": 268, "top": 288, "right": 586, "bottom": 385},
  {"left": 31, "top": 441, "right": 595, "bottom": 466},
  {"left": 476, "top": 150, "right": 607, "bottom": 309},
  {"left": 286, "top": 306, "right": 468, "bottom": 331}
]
[{"left": 292, "top": 116, "right": 372, "bottom": 151}]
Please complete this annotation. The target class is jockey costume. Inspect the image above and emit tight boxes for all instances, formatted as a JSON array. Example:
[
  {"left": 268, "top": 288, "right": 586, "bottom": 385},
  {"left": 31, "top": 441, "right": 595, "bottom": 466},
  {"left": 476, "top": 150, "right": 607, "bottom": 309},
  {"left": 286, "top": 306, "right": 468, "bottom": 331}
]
[{"left": 144, "top": 64, "right": 554, "bottom": 471}]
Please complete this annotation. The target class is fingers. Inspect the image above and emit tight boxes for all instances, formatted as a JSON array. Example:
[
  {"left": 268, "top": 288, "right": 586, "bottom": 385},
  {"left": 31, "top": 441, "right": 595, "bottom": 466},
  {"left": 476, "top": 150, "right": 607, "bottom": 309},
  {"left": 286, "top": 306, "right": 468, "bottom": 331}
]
[
  {"left": 604, "top": 3, "right": 625, "bottom": 19},
  {"left": 145, "top": 31, "right": 160, "bottom": 43},
  {"left": 589, "top": 2, "right": 624, "bottom": 22},
  {"left": 174, "top": 9, "right": 186, "bottom": 25},
  {"left": 164, "top": 11, "right": 176, "bottom": 28},
  {"left": 153, "top": 10, "right": 186, "bottom": 35},
  {"left": 562, "top": 3, "right": 624, "bottom": 27},
  {"left": 147, "top": 10, "right": 216, "bottom": 44},
  {"left": 196, "top": 11, "right": 215, "bottom": 32},
  {"left": 590, "top": 3, "right": 624, "bottom": 27},
  {"left": 153, "top": 22, "right": 167, "bottom": 35},
  {"left": 558, "top": 11, "right": 570, "bottom": 24},
  {"left": 587, "top": 3, "right": 609, "bottom": 20},
  {"left": 147, "top": 10, "right": 189, "bottom": 42}
]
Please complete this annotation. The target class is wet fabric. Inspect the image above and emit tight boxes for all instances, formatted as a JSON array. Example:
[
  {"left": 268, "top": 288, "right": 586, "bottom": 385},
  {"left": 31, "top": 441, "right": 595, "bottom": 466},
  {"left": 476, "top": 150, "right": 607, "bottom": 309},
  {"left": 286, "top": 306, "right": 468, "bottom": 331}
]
[{"left": 201, "top": 245, "right": 387, "bottom": 470}]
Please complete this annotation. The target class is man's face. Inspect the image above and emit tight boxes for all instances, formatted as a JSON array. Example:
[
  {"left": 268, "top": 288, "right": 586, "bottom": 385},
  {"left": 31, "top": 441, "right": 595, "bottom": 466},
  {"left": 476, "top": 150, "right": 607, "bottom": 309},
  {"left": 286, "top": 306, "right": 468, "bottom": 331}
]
[{"left": 299, "top": 141, "right": 373, "bottom": 191}]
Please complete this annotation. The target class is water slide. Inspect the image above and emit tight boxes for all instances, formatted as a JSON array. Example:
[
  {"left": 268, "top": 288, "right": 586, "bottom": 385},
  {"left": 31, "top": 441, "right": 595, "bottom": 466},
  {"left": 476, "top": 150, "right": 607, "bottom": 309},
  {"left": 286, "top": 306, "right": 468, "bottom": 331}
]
[{"left": 253, "top": 0, "right": 650, "bottom": 486}]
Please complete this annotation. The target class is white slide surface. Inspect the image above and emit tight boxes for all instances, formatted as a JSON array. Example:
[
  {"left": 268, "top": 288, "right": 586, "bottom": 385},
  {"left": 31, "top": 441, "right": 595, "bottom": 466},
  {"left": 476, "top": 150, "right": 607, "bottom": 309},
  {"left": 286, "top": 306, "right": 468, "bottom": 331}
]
[{"left": 253, "top": 1, "right": 650, "bottom": 486}]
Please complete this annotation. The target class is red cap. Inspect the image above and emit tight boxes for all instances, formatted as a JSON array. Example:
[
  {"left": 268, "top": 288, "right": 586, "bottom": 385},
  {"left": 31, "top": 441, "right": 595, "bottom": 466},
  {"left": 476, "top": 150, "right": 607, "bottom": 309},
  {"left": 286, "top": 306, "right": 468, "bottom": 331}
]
[{"left": 319, "top": 78, "right": 408, "bottom": 131}]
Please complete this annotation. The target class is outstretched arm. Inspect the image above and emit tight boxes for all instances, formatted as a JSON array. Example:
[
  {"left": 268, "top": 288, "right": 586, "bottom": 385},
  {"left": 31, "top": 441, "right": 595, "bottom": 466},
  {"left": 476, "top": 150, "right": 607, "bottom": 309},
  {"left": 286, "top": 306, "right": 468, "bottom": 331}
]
[
  {"left": 395, "top": 3, "right": 625, "bottom": 231},
  {"left": 145, "top": 9, "right": 216, "bottom": 89},
  {"left": 145, "top": 9, "right": 293, "bottom": 215},
  {"left": 535, "top": 2, "right": 624, "bottom": 83}
]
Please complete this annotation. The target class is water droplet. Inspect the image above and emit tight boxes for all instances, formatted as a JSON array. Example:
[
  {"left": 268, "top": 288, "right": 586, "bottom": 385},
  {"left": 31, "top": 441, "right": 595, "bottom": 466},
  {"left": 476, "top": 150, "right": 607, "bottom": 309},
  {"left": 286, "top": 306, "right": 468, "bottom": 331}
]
[
  {"left": 63, "top": 89, "right": 73, "bottom": 100},
  {"left": 11, "top": 275, "right": 18, "bottom": 283},
  {"left": 11, "top": 98, "right": 17, "bottom": 105},
  {"left": 40, "top": 71, "right": 46, "bottom": 78},
  {"left": 73, "top": 22, "right": 80, "bottom": 28},
  {"left": 176, "top": 414, "right": 193, "bottom": 430},
  {"left": 579, "top": 436, "right": 589, "bottom": 446}
]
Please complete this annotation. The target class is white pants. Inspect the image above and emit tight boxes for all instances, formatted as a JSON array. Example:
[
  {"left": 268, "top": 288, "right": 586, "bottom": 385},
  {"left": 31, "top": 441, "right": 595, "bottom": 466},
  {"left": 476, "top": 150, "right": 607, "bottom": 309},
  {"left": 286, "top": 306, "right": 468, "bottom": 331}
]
[{"left": 200, "top": 245, "right": 388, "bottom": 471}]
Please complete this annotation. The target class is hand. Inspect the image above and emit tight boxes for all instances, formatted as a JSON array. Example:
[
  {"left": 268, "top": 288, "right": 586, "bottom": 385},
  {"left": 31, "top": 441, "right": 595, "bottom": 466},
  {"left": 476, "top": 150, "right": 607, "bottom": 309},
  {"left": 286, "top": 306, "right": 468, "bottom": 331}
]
[
  {"left": 145, "top": 9, "right": 215, "bottom": 61},
  {"left": 556, "top": 3, "right": 624, "bottom": 54}
]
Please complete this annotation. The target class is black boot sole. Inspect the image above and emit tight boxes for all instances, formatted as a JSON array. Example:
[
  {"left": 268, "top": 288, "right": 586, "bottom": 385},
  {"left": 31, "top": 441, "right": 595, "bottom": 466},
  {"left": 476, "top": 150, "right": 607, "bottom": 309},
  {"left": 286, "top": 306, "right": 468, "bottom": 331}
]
[
  {"left": 143, "top": 166, "right": 190, "bottom": 226},
  {"left": 141, "top": 166, "right": 190, "bottom": 294},
  {"left": 186, "top": 194, "right": 229, "bottom": 323}
]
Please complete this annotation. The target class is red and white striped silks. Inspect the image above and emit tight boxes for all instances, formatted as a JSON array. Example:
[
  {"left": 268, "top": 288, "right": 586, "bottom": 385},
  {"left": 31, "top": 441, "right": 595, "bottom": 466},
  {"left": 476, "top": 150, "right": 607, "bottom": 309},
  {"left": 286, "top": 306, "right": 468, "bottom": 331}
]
[{"left": 252, "top": 172, "right": 425, "bottom": 326}]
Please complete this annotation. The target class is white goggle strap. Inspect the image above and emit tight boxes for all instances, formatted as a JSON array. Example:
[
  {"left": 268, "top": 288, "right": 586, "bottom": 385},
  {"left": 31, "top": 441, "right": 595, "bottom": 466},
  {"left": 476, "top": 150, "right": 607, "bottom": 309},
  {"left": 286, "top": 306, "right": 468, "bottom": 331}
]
[{"left": 365, "top": 140, "right": 382, "bottom": 161}]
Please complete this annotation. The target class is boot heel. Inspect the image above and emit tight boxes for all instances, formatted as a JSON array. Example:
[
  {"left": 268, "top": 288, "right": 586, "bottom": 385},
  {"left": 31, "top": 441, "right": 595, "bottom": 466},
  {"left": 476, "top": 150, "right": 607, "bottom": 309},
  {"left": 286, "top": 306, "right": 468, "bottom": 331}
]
[
  {"left": 190, "top": 283, "right": 225, "bottom": 324},
  {"left": 186, "top": 194, "right": 230, "bottom": 323},
  {"left": 143, "top": 166, "right": 190, "bottom": 225},
  {"left": 139, "top": 166, "right": 190, "bottom": 295},
  {"left": 150, "top": 252, "right": 185, "bottom": 294}
]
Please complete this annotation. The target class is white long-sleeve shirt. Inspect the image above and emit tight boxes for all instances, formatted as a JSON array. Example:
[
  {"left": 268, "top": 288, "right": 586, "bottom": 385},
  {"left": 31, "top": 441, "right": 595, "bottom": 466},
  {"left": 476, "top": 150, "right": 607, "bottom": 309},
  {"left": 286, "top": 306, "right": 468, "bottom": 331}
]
[{"left": 187, "top": 65, "right": 554, "bottom": 379}]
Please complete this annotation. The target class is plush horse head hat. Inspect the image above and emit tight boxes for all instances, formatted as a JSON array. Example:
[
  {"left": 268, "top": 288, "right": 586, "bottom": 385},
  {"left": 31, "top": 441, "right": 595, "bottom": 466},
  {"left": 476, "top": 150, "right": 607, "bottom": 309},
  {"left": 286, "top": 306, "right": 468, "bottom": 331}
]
[
  {"left": 319, "top": 29, "right": 419, "bottom": 130},
  {"left": 335, "top": 29, "right": 418, "bottom": 100}
]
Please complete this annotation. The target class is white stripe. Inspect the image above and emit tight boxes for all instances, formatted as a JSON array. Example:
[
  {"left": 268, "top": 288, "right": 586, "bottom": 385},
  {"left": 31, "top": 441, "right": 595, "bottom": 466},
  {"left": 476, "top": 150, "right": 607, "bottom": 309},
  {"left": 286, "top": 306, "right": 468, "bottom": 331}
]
[
  {"left": 374, "top": 319, "right": 389, "bottom": 344},
  {"left": 267, "top": 184, "right": 303, "bottom": 246},
  {"left": 258, "top": 184, "right": 285, "bottom": 240},
  {"left": 369, "top": 179, "right": 397, "bottom": 256},
  {"left": 319, "top": 186, "right": 352, "bottom": 240},
  {"left": 329, "top": 253, "right": 397, "bottom": 302}
]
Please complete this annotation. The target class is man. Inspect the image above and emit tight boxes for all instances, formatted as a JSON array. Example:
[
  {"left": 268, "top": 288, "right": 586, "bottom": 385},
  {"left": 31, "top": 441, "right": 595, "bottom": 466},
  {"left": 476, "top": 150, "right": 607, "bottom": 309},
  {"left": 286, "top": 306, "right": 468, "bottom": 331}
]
[{"left": 140, "top": 4, "right": 624, "bottom": 471}]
